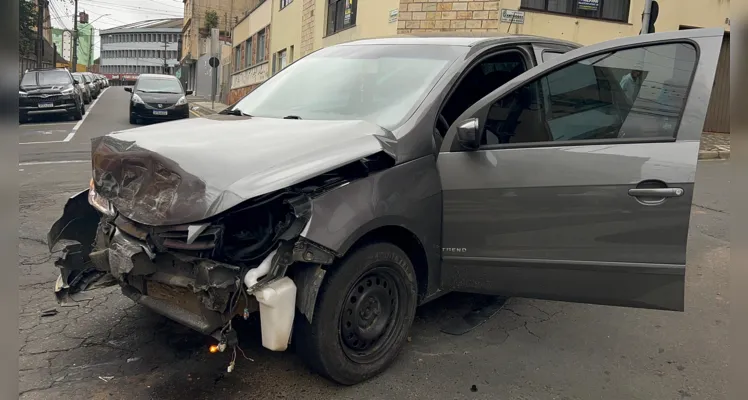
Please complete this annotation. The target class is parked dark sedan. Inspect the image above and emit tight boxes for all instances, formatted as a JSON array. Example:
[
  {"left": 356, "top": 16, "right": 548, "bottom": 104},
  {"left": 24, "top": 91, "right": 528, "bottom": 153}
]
[
  {"left": 19, "top": 68, "right": 85, "bottom": 123},
  {"left": 126, "top": 74, "right": 192, "bottom": 124}
]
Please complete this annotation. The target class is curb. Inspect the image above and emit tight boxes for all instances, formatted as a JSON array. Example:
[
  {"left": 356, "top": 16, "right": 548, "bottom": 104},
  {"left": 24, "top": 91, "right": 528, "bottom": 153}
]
[
  {"left": 190, "top": 104, "right": 222, "bottom": 117},
  {"left": 698, "top": 150, "right": 730, "bottom": 160}
]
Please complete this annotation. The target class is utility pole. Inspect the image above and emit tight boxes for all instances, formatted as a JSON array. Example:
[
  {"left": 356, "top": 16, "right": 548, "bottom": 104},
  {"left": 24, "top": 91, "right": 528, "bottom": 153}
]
[
  {"left": 163, "top": 37, "right": 169, "bottom": 74},
  {"left": 36, "top": 0, "right": 45, "bottom": 67},
  {"left": 53, "top": 43, "right": 57, "bottom": 67},
  {"left": 71, "top": 0, "right": 79, "bottom": 72},
  {"left": 640, "top": 0, "right": 653, "bottom": 34},
  {"left": 89, "top": 27, "right": 94, "bottom": 71}
]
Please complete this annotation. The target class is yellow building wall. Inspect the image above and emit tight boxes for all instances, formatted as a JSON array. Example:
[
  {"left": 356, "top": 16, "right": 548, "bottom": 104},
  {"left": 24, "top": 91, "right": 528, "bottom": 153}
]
[
  {"left": 315, "top": 0, "right": 400, "bottom": 49},
  {"left": 271, "top": 0, "right": 303, "bottom": 62},
  {"left": 497, "top": 0, "right": 729, "bottom": 45},
  {"left": 233, "top": 0, "right": 272, "bottom": 43}
]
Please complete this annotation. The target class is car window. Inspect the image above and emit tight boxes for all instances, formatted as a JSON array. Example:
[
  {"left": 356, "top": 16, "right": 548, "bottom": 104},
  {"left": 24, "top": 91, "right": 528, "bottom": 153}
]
[
  {"left": 135, "top": 78, "right": 184, "bottom": 94},
  {"left": 542, "top": 51, "right": 563, "bottom": 62},
  {"left": 230, "top": 44, "right": 466, "bottom": 130},
  {"left": 481, "top": 42, "right": 697, "bottom": 146},
  {"left": 21, "top": 70, "right": 72, "bottom": 86}
]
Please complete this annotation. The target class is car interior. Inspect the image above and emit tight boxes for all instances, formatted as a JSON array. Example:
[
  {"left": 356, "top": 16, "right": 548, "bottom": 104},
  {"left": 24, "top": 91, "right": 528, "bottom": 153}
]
[{"left": 434, "top": 50, "right": 529, "bottom": 148}]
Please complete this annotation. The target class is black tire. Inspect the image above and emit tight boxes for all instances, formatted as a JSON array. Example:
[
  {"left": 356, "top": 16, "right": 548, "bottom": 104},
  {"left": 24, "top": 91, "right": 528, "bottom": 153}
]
[
  {"left": 294, "top": 242, "right": 418, "bottom": 385},
  {"left": 129, "top": 115, "right": 137, "bottom": 124},
  {"left": 19, "top": 113, "right": 27, "bottom": 124},
  {"left": 72, "top": 104, "right": 83, "bottom": 120}
]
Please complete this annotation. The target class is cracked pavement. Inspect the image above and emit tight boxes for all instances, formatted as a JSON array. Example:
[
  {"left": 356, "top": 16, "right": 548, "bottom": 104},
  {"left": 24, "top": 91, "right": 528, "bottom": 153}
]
[{"left": 18, "top": 89, "right": 730, "bottom": 400}]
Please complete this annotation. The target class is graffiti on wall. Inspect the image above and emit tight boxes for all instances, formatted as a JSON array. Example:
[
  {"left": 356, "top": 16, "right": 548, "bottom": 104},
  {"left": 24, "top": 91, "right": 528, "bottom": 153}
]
[{"left": 230, "top": 62, "right": 269, "bottom": 90}]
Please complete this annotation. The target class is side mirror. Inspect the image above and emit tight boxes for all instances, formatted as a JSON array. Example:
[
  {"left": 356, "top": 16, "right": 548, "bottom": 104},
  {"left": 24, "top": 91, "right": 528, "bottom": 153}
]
[
  {"left": 124, "top": 87, "right": 132, "bottom": 92},
  {"left": 185, "top": 90, "right": 193, "bottom": 95},
  {"left": 73, "top": 79, "right": 80, "bottom": 84},
  {"left": 456, "top": 118, "right": 481, "bottom": 150}
]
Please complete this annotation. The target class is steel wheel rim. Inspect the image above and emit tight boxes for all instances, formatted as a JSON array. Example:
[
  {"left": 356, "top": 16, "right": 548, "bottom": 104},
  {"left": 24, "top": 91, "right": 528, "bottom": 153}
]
[{"left": 339, "top": 265, "right": 404, "bottom": 364}]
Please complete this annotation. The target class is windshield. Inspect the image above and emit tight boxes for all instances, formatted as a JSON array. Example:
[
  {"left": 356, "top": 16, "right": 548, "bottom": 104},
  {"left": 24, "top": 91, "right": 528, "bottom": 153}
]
[
  {"left": 230, "top": 44, "right": 466, "bottom": 129},
  {"left": 135, "top": 77, "right": 184, "bottom": 93},
  {"left": 21, "top": 70, "right": 73, "bottom": 87}
]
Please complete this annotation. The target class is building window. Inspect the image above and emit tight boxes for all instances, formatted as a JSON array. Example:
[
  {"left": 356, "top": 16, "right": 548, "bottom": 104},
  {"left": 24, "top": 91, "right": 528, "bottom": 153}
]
[
  {"left": 234, "top": 45, "right": 241, "bottom": 71},
  {"left": 280, "top": 0, "right": 293, "bottom": 9},
  {"left": 278, "top": 49, "right": 288, "bottom": 70},
  {"left": 245, "top": 38, "right": 252, "bottom": 68},
  {"left": 520, "top": 0, "right": 630, "bottom": 22},
  {"left": 256, "top": 29, "right": 267, "bottom": 62},
  {"left": 327, "top": 0, "right": 356, "bottom": 36}
]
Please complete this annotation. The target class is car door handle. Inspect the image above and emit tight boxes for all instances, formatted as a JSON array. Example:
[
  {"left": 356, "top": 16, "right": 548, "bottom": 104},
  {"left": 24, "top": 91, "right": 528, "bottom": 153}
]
[{"left": 628, "top": 188, "right": 684, "bottom": 197}]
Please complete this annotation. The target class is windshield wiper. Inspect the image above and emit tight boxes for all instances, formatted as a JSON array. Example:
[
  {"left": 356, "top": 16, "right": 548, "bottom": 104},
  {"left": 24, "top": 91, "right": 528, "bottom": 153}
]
[
  {"left": 221, "top": 108, "right": 252, "bottom": 117},
  {"left": 283, "top": 115, "right": 302, "bottom": 120}
]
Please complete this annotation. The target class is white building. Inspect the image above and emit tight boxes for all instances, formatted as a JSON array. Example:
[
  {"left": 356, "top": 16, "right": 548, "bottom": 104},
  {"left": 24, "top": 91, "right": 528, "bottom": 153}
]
[{"left": 99, "top": 18, "right": 183, "bottom": 82}]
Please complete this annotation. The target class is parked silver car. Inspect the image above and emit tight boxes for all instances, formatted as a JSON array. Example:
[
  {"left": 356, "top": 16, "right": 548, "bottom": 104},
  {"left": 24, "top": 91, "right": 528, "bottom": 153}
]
[
  {"left": 47, "top": 28, "right": 723, "bottom": 385},
  {"left": 71, "top": 72, "right": 91, "bottom": 104}
]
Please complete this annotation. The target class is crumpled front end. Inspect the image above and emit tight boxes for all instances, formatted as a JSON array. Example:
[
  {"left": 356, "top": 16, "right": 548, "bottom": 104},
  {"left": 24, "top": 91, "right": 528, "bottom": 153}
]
[{"left": 47, "top": 150, "right": 394, "bottom": 351}]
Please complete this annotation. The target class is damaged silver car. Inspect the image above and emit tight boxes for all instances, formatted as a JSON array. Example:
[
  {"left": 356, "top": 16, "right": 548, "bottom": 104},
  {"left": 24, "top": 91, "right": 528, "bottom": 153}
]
[{"left": 48, "top": 28, "right": 723, "bottom": 384}]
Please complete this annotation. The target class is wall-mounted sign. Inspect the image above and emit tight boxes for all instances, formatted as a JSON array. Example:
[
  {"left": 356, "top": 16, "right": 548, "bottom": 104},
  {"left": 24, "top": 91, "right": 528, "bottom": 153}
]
[
  {"left": 500, "top": 9, "right": 525, "bottom": 24},
  {"left": 389, "top": 9, "right": 399, "bottom": 23},
  {"left": 577, "top": 0, "right": 599, "bottom": 12}
]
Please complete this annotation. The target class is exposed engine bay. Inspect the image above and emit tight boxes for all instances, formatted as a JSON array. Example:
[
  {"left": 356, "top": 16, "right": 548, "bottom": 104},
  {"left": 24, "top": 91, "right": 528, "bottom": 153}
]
[{"left": 48, "top": 150, "right": 396, "bottom": 360}]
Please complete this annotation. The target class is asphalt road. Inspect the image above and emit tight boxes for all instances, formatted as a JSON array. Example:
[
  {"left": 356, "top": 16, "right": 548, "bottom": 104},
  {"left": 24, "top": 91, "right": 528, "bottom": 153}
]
[{"left": 18, "top": 88, "right": 730, "bottom": 400}]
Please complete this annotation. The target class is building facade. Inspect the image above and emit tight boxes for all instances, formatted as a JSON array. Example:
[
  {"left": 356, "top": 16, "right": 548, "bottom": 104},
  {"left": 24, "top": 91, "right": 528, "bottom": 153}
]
[
  {"left": 181, "top": 0, "right": 264, "bottom": 91},
  {"left": 227, "top": 0, "right": 272, "bottom": 104},
  {"left": 99, "top": 19, "right": 183, "bottom": 84}
]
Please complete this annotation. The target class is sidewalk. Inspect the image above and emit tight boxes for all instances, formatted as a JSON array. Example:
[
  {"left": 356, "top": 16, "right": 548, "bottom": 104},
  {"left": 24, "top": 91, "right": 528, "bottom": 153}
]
[
  {"left": 187, "top": 95, "right": 229, "bottom": 117},
  {"left": 186, "top": 96, "right": 731, "bottom": 159},
  {"left": 699, "top": 132, "right": 730, "bottom": 160}
]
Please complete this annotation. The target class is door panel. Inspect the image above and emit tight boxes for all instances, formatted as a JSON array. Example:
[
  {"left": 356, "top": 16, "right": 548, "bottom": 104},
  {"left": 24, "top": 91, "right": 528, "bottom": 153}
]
[{"left": 437, "top": 28, "right": 724, "bottom": 311}]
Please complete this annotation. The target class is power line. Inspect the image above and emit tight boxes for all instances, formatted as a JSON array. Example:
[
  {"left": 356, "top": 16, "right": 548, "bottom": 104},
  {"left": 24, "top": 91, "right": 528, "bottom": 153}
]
[{"left": 79, "top": 0, "right": 183, "bottom": 16}]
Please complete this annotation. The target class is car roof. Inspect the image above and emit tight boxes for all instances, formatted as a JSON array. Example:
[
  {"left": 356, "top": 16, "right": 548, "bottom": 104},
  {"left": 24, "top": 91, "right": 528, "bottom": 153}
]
[
  {"left": 137, "top": 74, "right": 178, "bottom": 79},
  {"left": 26, "top": 68, "right": 69, "bottom": 72},
  {"left": 338, "top": 33, "right": 580, "bottom": 49}
]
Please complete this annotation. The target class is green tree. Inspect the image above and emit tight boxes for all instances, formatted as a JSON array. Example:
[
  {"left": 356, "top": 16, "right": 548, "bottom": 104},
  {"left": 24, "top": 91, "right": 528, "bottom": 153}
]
[
  {"left": 19, "top": 0, "right": 38, "bottom": 56},
  {"left": 204, "top": 10, "right": 219, "bottom": 30}
]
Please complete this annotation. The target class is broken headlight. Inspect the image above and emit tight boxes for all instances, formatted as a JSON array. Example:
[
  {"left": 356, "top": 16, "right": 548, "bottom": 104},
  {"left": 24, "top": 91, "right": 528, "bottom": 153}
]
[{"left": 88, "top": 178, "right": 115, "bottom": 216}]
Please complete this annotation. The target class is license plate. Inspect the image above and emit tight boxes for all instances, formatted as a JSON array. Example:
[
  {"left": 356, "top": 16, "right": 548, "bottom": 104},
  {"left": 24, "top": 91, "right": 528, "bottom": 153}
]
[
  {"left": 153, "top": 110, "right": 168, "bottom": 116},
  {"left": 38, "top": 102, "right": 54, "bottom": 108}
]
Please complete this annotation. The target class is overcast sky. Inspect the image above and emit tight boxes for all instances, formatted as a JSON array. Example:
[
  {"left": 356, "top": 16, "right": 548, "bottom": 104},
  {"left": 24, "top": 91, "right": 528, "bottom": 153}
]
[{"left": 48, "top": 0, "right": 185, "bottom": 59}]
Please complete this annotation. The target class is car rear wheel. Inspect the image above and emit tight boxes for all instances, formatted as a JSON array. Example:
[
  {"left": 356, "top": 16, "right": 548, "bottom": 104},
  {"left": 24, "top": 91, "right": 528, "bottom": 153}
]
[{"left": 294, "top": 242, "right": 418, "bottom": 385}]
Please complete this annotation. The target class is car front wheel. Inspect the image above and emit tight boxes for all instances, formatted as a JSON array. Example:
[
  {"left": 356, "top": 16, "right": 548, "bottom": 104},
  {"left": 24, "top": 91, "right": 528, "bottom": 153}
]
[{"left": 294, "top": 242, "right": 418, "bottom": 385}]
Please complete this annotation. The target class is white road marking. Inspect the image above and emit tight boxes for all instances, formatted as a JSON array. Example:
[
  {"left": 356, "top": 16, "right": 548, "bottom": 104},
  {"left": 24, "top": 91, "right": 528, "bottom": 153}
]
[
  {"left": 20, "top": 122, "right": 77, "bottom": 127},
  {"left": 64, "top": 87, "right": 109, "bottom": 142},
  {"left": 19, "top": 160, "right": 89, "bottom": 166}
]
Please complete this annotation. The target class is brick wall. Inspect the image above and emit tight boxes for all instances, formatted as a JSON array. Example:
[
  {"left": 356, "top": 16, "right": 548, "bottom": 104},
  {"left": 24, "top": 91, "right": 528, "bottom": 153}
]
[
  {"left": 227, "top": 82, "right": 261, "bottom": 105},
  {"left": 396, "top": 0, "right": 499, "bottom": 33},
  {"left": 301, "top": 0, "right": 316, "bottom": 56}
]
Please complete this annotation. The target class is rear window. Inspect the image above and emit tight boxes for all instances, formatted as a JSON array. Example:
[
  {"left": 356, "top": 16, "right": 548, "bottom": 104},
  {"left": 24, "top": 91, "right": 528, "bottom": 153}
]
[{"left": 135, "top": 77, "right": 184, "bottom": 94}]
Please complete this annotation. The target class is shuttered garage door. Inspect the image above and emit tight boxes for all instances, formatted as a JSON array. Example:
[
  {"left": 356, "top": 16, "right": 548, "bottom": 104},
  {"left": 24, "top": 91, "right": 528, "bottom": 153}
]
[{"left": 703, "top": 33, "right": 730, "bottom": 133}]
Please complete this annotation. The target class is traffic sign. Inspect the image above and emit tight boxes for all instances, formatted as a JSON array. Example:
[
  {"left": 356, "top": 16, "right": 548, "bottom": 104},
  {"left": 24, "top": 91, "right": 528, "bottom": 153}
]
[{"left": 209, "top": 57, "right": 220, "bottom": 68}]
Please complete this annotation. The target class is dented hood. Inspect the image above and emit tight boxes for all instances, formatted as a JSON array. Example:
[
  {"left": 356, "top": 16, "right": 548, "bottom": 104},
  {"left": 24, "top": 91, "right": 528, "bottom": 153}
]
[{"left": 91, "top": 115, "right": 397, "bottom": 226}]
